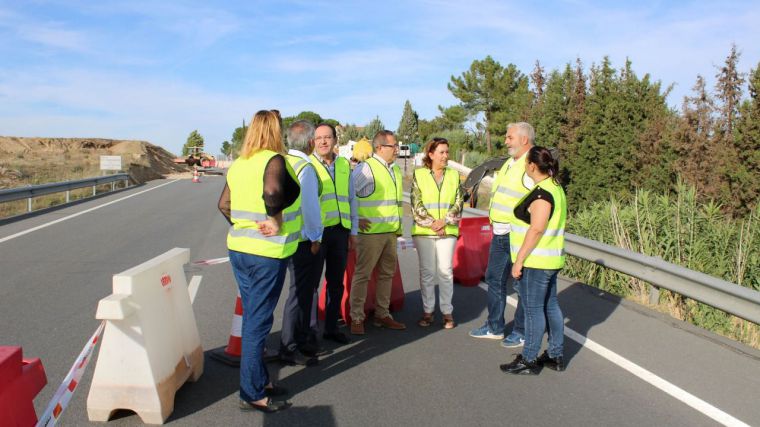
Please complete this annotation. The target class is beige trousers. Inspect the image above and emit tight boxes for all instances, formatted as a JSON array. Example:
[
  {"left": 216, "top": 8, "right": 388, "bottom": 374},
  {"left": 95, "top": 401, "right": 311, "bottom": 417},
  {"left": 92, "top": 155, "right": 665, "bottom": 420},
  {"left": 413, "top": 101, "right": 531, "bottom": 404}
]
[{"left": 350, "top": 232, "right": 398, "bottom": 322}]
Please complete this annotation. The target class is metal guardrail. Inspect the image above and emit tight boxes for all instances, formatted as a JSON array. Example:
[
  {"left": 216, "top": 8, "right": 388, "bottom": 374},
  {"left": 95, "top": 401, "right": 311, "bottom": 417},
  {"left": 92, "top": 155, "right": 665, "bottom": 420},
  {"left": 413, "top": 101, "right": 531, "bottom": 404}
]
[
  {"left": 403, "top": 162, "right": 760, "bottom": 325},
  {"left": 0, "top": 174, "right": 130, "bottom": 213}
]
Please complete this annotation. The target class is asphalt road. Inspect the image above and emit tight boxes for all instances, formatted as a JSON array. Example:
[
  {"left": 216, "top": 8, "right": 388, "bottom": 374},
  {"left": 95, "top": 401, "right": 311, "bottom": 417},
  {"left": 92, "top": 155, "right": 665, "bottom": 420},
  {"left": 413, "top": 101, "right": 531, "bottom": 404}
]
[{"left": 1, "top": 176, "right": 759, "bottom": 426}]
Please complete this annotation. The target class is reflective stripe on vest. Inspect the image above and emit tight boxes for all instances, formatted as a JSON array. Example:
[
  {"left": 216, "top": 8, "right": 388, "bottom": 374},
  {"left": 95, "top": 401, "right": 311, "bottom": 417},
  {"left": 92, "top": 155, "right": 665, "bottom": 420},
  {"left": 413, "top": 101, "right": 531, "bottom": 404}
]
[
  {"left": 283, "top": 154, "right": 309, "bottom": 242},
  {"left": 310, "top": 154, "right": 352, "bottom": 229},
  {"left": 226, "top": 150, "right": 300, "bottom": 258},
  {"left": 509, "top": 179, "right": 567, "bottom": 269},
  {"left": 489, "top": 156, "right": 531, "bottom": 225},
  {"left": 411, "top": 167, "right": 460, "bottom": 237},
  {"left": 357, "top": 157, "right": 403, "bottom": 234}
]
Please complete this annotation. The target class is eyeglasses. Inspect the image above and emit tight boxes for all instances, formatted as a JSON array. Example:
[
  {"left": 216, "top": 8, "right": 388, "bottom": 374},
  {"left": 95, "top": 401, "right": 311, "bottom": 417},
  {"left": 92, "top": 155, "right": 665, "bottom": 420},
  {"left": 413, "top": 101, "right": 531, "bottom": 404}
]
[
  {"left": 381, "top": 144, "right": 399, "bottom": 150},
  {"left": 314, "top": 136, "right": 334, "bottom": 142}
]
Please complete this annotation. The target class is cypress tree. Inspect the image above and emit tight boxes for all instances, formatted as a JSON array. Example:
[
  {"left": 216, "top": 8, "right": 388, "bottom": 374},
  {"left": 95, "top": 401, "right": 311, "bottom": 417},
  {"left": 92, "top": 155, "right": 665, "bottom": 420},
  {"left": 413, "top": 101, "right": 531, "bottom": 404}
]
[
  {"left": 396, "top": 100, "right": 420, "bottom": 145},
  {"left": 730, "top": 63, "right": 760, "bottom": 214},
  {"left": 673, "top": 75, "right": 716, "bottom": 199}
]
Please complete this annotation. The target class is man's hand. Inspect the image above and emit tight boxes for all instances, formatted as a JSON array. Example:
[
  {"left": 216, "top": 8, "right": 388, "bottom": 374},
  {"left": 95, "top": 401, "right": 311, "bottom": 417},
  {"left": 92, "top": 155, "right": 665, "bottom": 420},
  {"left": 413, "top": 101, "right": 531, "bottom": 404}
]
[
  {"left": 358, "top": 218, "right": 372, "bottom": 232},
  {"left": 348, "top": 235, "right": 357, "bottom": 251},
  {"left": 431, "top": 219, "right": 445, "bottom": 232},
  {"left": 310, "top": 241, "right": 321, "bottom": 255}
]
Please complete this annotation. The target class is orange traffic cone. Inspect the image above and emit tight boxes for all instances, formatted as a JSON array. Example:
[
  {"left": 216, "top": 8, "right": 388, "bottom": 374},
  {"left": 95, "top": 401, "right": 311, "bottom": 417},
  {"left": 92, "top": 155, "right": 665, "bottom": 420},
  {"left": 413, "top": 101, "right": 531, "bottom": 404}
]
[
  {"left": 210, "top": 292, "right": 242, "bottom": 366},
  {"left": 192, "top": 167, "right": 201, "bottom": 183},
  {"left": 210, "top": 291, "right": 278, "bottom": 366}
]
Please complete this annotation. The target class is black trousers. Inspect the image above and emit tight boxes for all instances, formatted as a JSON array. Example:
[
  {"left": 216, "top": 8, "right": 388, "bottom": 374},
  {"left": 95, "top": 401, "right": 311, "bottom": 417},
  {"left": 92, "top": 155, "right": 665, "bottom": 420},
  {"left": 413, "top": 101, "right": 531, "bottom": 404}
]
[
  {"left": 320, "top": 225, "right": 350, "bottom": 334},
  {"left": 280, "top": 240, "right": 323, "bottom": 353}
]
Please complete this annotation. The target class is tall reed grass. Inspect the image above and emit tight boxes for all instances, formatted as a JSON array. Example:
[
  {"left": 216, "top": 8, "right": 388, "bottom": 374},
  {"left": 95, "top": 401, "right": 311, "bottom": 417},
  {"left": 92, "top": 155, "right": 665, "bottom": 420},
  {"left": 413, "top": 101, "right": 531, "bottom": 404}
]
[{"left": 565, "top": 182, "right": 760, "bottom": 348}]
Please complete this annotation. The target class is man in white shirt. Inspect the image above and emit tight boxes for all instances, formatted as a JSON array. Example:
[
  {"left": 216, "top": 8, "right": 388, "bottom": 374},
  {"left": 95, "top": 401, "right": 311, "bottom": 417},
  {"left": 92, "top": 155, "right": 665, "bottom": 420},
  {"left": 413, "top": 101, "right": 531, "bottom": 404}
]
[
  {"left": 469, "top": 122, "right": 535, "bottom": 348},
  {"left": 349, "top": 130, "right": 406, "bottom": 334}
]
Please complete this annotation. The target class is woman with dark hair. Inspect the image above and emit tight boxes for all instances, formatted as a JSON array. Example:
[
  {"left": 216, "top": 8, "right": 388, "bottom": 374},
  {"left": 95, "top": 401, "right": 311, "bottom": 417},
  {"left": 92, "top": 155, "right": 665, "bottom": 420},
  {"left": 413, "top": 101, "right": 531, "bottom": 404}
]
[
  {"left": 410, "top": 138, "right": 464, "bottom": 329},
  {"left": 500, "top": 146, "right": 567, "bottom": 375},
  {"left": 218, "top": 110, "right": 299, "bottom": 411}
]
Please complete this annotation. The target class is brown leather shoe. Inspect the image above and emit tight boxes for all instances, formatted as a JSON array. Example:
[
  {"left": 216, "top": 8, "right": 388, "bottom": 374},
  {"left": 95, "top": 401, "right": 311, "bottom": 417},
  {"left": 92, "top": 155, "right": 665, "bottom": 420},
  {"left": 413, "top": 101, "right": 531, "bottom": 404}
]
[
  {"left": 373, "top": 316, "right": 406, "bottom": 330},
  {"left": 350, "top": 320, "right": 365, "bottom": 335}
]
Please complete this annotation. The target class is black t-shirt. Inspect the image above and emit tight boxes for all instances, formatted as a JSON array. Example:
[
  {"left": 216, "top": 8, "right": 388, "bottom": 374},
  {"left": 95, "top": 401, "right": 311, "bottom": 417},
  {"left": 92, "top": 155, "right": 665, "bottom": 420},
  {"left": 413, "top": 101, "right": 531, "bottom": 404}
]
[{"left": 514, "top": 187, "right": 554, "bottom": 224}]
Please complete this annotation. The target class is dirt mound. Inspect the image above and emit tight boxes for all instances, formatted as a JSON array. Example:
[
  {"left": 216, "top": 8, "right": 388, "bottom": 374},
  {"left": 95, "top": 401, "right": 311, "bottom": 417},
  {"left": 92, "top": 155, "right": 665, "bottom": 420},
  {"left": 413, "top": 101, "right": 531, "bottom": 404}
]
[{"left": 0, "top": 136, "right": 188, "bottom": 189}]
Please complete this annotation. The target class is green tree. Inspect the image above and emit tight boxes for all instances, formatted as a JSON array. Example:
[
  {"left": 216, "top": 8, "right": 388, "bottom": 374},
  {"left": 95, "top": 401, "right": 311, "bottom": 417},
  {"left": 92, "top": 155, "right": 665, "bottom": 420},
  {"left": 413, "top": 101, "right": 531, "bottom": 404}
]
[
  {"left": 221, "top": 140, "right": 231, "bottom": 156},
  {"left": 396, "top": 100, "right": 419, "bottom": 145},
  {"left": 182, "top": 130, "right": 204, "bottom": 156},
  {"left": 230, "top": 120, "right": 247, "bottom": 158},
  {"left": 730, "top": 63, "right": 760, "bottom": 214},
  {"left": 296, "top": 111, "right": 323, "bottom": 125},
  {"left": 339, "top": 124, "right": 362, "bottom": 146},
  {"left": 449, "top": 56, "right": 531, "bottom": 153},
  {"left": 363, "top": 116, "right": 385, "bottom": 139},
  {"left": 673, "top": 76, "right": 717, "bottom": 200},
  {"left": 569, "top": 58, "right": 668, "bottom": 207}
]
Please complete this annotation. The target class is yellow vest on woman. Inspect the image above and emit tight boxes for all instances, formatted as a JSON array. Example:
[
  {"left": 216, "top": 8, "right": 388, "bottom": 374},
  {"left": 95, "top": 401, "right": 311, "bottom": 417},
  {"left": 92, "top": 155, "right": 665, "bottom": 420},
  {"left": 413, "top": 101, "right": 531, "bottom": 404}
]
[
  {"left": 226, "top": 150, "right": 300, "bottom": 258},
  {"left": 509, "top": 178, "right": 567, "bottom": 269},
  {"left": 411, "top": 167, "right": 460, "bottom": 237}
]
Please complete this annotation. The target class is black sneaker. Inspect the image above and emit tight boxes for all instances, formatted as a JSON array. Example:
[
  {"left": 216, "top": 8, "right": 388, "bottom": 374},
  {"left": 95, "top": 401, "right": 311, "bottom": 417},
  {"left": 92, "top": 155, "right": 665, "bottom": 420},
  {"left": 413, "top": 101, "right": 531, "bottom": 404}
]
[
  {"left": 323, "top": 331, "right": 351, "bottom": 345},
  {"left": 278, "top": 349, "right": 317, "bottom": 366},
  {"left": 499, "top": 354, "right": 542, "bottom": 375},
  {"left": 537, "top": 350, "right": 565, "bottom": 371}
]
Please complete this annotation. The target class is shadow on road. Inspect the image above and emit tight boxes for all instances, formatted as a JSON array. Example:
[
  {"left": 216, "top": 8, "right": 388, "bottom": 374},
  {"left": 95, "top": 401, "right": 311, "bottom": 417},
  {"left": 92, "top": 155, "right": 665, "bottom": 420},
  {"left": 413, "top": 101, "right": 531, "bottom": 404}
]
[{"left": 167, "top": 275, "right": 619, "bottom": 423}]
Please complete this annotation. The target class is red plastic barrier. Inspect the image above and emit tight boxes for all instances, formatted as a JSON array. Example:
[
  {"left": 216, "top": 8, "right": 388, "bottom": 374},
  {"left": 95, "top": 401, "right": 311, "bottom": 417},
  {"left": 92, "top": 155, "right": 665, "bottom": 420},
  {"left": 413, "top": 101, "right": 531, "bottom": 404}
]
[
  {"left": 453, "top": 216, "right": 493, "bottom": 286},
  {"left": 0, "top": 346, "right": 47, "bottom": 427},
  {"left": 318, "top": 248, "right": 404, "bottom": 323}
]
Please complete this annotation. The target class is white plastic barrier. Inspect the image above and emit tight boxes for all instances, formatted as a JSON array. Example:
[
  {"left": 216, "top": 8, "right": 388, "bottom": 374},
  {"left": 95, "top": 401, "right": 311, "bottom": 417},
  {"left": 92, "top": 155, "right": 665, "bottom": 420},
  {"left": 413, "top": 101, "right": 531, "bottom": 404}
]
[{"left": 87, "top": 248, "right": 203, "bottom": 424}]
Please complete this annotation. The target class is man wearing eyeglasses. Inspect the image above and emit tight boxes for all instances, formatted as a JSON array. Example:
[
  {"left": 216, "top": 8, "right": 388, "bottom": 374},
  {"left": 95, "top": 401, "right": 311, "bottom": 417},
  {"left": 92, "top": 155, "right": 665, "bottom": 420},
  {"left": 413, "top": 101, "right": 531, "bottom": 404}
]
[
  {"left": 348, "top": 130, "right": 406, "bottom": 334},
  {"left": 308, "top": 123, "right": 358, "bottom": 345}
]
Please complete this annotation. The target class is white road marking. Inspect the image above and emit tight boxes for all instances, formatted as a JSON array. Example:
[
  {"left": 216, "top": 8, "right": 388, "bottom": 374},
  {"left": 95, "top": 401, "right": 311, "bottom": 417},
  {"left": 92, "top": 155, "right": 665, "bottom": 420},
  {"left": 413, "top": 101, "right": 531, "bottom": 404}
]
[
  {"left": 478, "top": 282, "right": 750, "bottom": 427},
  {"left": 188, "top": 275, "right": 202, "bottom": 304},
  {"left": 0, "top": 180, "right": 179, "bottom": 244}
]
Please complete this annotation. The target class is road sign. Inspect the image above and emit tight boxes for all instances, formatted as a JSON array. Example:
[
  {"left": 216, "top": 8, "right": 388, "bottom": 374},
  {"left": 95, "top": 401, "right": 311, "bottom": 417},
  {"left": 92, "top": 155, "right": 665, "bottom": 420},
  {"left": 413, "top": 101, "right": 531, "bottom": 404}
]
[{"left": 99, "top": 156, "right": 122, "bottom": 171}]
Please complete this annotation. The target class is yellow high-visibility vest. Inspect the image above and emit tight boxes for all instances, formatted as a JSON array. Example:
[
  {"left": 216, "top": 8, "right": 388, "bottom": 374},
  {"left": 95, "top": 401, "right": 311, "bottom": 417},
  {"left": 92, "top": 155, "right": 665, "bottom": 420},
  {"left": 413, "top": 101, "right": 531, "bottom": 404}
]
[
  {"left": 357, "top": 157, "right": 403, "bottom": 235},
  {"left": 489, "top": 155, "right": 531, "bottom": 225},
  {"left": 311, "top": 154, "right": 351, "bottom": 229},
  {"left": 226, "top": 150, "right": 300, "bottom": 258},
  {"left": 282, "top": 154, "right": 310, "bottom": 242},
  {"left": 509, "top": 178, "right": 567, "bottom": 269},
  {"left": 411, "top": 167, "right": 460, "bottom": 237}
]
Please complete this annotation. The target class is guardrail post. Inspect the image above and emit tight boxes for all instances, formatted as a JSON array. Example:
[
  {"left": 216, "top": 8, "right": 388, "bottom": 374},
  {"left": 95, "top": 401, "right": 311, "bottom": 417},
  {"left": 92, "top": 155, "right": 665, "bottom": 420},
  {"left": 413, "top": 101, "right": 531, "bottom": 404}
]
[
  {"left": 27, "top": 197, "right": 32, "bottom": 212},
  {"left": 649, "top": 285, "right": 660, "bottom": 305},
  {"left": 66, "top": 190, "right": 70, "bottom": 203},
  {"left": 92, "top": 185, "right": 96, "bottom": 197},
  {"left": 111, "top": 182, "right": 115, "bottom": 192}
]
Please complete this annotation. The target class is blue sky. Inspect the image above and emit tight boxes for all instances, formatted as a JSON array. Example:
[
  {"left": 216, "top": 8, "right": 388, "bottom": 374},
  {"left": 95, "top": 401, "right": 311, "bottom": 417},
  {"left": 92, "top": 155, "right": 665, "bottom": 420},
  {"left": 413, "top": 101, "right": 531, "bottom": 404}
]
[{"left": 1, "top": 0, "right": 758, "bottom": 156}]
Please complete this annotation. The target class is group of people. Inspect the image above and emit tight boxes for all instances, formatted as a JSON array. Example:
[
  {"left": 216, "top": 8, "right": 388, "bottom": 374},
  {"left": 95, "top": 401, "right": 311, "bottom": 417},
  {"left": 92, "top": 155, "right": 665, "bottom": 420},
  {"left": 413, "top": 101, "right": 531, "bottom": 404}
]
[{"left": 218, "top": 111, "right": 568, "bottom": 413}]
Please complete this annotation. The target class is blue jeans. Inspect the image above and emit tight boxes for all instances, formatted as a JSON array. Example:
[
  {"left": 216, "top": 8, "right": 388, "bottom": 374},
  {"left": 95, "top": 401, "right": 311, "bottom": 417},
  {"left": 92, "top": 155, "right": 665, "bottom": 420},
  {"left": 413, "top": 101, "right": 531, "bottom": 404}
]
[
  {"left": 518, "top": 267, "right": 564, "bottom": 361},
  {"left": 484, "top": 233, "right": 524, "bottom": 335},
  {"left": 229, "top": 250, "right": 288, "bottom": 402}
]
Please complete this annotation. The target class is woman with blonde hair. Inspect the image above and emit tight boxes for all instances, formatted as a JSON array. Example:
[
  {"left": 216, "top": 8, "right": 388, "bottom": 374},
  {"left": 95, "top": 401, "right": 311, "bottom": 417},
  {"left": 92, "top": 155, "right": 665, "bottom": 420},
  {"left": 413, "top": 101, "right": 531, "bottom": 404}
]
[
  {"left": 218, "top": 109, "right": 299, "bottom": 412},
  {"left": 410, "top": 137, "right": 464, "bottom": 329}
]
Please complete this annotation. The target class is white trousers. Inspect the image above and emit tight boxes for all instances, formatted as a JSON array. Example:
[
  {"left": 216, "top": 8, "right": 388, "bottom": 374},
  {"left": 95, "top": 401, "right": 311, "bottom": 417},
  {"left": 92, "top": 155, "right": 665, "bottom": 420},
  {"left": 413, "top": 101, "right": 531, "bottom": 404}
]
[{"left": 413, "top": 235, "right": 457, "bottom": 315}]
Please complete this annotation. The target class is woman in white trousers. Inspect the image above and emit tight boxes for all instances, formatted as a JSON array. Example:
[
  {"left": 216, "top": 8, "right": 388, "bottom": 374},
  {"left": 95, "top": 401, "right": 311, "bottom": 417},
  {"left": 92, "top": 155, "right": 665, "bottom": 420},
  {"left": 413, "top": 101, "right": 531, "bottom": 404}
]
[{"left": 410, "top": 138, "right": 464, "bottom": 329}]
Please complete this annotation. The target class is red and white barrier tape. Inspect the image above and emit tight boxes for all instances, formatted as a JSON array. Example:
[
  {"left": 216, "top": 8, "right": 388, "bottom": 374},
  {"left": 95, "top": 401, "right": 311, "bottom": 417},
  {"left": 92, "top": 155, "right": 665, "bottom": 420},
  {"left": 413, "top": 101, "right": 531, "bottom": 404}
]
[
  {"left": 191, "top": 256, "right": 230, "bottom": 266},
  {"left": 36, "top": 321, "right": 105, "bottom": 427}
]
